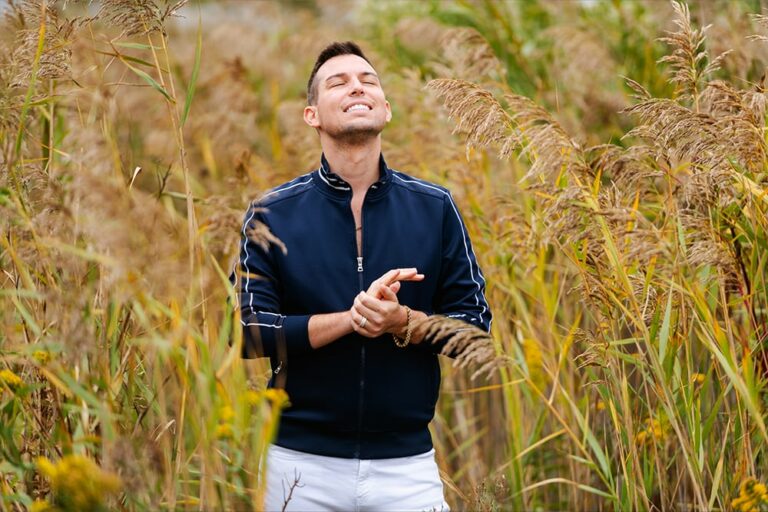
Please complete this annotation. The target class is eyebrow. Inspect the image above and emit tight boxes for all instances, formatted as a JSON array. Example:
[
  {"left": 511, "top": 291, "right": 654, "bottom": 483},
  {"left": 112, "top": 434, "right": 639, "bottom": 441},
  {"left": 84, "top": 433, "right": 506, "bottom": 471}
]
[{"left": 324, "top": 71, "right": 379, "bottom": 83}]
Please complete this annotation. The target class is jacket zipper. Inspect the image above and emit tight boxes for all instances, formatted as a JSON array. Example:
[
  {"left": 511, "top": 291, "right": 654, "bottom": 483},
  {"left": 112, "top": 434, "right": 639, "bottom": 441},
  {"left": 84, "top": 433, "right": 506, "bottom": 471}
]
[{"left": 354, "top": 199, "right": 365, "bottom": 459}]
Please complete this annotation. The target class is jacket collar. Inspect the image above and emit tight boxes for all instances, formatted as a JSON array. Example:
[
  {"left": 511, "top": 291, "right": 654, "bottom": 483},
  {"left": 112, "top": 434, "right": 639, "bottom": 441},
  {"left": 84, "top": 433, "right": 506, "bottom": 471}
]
[{"left": 313, "top": 153, "right": 392, "bottom": 199}]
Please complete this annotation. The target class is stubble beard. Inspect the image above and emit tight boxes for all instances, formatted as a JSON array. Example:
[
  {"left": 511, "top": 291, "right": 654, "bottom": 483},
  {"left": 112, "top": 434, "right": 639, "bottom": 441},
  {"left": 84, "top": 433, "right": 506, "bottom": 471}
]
[{"left": 325, "top": 119, "right": 386, "bottom": 147}]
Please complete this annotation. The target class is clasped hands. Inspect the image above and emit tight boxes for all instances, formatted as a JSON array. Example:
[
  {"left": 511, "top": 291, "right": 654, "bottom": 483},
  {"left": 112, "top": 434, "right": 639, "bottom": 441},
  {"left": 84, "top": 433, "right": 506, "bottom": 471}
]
[{"left": 349, "top": 268, "right": 424, "bottom": 339}]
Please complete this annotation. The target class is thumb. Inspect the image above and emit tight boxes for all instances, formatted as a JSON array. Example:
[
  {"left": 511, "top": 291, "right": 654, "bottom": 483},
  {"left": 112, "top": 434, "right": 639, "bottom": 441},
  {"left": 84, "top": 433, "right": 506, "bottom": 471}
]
[{"left": 388, "top": 282, "right": 401, "bottom": 295}]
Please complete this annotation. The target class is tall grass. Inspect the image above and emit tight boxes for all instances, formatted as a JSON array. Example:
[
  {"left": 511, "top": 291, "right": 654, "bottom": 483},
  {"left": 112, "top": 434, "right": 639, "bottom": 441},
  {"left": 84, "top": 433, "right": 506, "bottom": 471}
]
[
  {"left": 1, "top": 1, "right": 767, "bottom": 511},
  {"left": 424, "top": 2, "right": 768, "bottom": 510}
]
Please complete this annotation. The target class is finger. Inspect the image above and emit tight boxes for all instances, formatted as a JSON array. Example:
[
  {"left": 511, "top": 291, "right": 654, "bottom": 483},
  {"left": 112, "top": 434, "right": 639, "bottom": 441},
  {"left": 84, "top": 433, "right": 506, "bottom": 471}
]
[
  {"left": 349, "top": 307, "right": 365, "bottom": 327},
  {"left": 378, "top": 267, "right": 424, "bottom": 285},
  {"left": 359, "top": 292, "right": 392, "bottom": 314},
  {"left": 376, "top": 269, "right": 402, "bottom": 287},
  {"left": 367, "top": 280, "right": 383, "bottom": 298},
  {"left": 352, "top": 304, "right": 382, "bottom": 329},
  {"left": 371, "top": 274, "right": 423, "bottom": 297},
  {"left": 381, "top": 269, "right": 424, "bottom": 285},
  {"left": 350, "top": 307, "right": 377, "bottom": 334},
  {"left": 379, "top": 285, "right": 399, "bottom": 302},
  {"left": 355, "top": 297, "right": 385, "bottom": 320},
  {"left": 355, "top": 292, "right": 385, "bottom": 314},
  {"left": 370, "top": 269, "right": 419, "bottom": 295}
]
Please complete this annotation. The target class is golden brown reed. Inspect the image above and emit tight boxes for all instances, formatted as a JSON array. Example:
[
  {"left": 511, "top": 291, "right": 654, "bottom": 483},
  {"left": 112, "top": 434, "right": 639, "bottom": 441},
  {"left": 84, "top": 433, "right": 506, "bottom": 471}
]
[
  {"left": 96, "top": 0, "right": 188, "bottom": 36},
  {"left": 3, "top": 0, "right": 768, "bottom": 510}
]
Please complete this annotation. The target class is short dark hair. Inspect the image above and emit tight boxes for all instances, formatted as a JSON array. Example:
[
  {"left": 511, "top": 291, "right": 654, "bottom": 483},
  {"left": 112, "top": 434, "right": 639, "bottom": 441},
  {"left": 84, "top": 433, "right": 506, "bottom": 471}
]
[{"left": 306, "top": 41, "right": 371, "bottom": 105}]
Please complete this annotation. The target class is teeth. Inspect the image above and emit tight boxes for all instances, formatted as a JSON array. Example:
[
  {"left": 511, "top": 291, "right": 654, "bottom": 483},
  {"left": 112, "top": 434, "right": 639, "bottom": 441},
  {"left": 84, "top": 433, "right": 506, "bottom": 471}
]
[{"left": 346, "top": 104, "right": 370, "bottom": 112}]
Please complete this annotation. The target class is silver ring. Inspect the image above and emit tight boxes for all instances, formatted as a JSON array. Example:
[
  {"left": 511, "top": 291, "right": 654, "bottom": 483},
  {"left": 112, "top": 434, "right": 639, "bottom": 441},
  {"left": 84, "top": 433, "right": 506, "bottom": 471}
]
[{"left": 359, "top": 316, "right": 367, "bottom": 328}]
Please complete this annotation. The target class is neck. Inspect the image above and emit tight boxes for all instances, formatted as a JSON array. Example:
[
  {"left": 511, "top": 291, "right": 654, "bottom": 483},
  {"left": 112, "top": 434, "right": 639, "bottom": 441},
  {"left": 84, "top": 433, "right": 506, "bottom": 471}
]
[{"left": 320, "top": 135, "right": 381, "bottom": 194}]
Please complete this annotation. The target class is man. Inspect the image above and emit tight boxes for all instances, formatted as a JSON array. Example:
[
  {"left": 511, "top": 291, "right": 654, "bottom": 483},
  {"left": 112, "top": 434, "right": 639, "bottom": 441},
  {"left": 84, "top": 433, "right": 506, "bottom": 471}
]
[{"left": 233, "top": 41, "right": 491, "bottom": 511}]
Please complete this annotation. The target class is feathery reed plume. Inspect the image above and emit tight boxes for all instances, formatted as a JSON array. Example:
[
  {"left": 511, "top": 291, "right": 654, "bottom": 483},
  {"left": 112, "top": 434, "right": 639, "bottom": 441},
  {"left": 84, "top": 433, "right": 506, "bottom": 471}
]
[
  {"left": 437, "top": 28, "right": 504, "bottom": 82},
  {"left": 629, "top": 273, "right": 660, "bottom": 327},
  {"left": 245, "top": 204, "right": 288, "bottom": 254},
  {"left": 489, "top": 196, "right": 535, "bottom": 265},
  {"left": 503, "top": 92, "right": 593, "bottom": 183},
  {"left": 416, "top": 315, "right": 501, "bottom": 380},
  {"left": 658, "top": 1, "right": 731, "bottom": 104},
  {"left": 588, "top": 144, "right": 663, "bottom": 191},
  {"left": 597, "top": 185, "right": 668, "bottom": 268},
  {"left": 572, "top": 327, "right": 610, "bottom": 372},
  {"left": 748, "top": 13, "right": 768, "bottom": 43},
  {"left": 427, "top": 79, "right": 592, "bottom": 183},
  {"left": 622, "top": 93, "right": 763, "bottom": 209},
  {"left": 97, "top": 0, "right": 188, "bottom": 36},
  {"left": 426, "top": 78, "right": 516, "bottom": 160},
  {"left": 678, "top": 207, "right": 741, "bottom": 290},
  {"left": 0, "top": 66, "right": 20, "bottom": 151},
  {"left": 6, "top": 0, "right": 81, "bottom": 87}
]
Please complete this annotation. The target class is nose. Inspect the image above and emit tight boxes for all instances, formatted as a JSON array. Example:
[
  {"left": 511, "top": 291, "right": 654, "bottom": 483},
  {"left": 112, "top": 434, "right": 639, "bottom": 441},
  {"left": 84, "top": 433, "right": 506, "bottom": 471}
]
[{"left": 349, "top": 77, "right": 365, "bottom": 95}]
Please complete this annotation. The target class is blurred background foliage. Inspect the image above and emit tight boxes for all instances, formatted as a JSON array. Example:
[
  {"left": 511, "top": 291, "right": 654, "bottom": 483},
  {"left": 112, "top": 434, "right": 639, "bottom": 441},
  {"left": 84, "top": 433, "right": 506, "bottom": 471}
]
[{"left": 2, "top": 0, "right": 768, "bottom": 510}]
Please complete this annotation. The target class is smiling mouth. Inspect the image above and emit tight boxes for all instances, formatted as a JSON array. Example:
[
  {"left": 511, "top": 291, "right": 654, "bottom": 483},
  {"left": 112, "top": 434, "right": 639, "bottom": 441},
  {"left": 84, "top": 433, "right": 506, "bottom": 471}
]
[{"left": 344, "top": 104, "right": 372, "bottom": 113}]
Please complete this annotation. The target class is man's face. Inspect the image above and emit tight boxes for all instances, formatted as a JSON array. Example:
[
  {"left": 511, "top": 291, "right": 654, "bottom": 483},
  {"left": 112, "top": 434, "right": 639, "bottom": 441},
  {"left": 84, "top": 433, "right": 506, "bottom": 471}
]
[{"left": 304, "top": 54, "right": 392, "bottom": 142}]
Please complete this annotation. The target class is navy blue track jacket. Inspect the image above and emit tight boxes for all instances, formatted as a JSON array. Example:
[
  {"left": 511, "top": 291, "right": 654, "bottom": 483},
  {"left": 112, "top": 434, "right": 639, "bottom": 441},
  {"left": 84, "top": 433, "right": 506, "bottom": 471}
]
[{"left": 232, "top": 154, "right": 491, "bottom": 459}]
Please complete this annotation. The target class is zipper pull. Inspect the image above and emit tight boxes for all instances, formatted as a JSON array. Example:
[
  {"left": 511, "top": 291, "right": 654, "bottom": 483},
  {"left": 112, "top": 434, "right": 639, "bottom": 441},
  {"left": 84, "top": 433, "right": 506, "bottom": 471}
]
[{"left": 357, "top": 257, "right": 364, "bottom": 273}]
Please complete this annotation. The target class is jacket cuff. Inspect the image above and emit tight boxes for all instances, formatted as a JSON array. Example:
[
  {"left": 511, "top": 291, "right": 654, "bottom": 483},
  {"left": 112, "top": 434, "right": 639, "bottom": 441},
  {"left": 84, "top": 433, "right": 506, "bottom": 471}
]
[{"left": 283, "top": 314, "right": 312, "bottom": 354}]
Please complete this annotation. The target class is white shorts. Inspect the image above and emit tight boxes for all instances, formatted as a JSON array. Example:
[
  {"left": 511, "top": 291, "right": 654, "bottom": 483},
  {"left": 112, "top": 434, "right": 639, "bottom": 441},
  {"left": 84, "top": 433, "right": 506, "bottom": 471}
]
[{"left": 263, "top": 444, "right": 450, "bottom": 512}]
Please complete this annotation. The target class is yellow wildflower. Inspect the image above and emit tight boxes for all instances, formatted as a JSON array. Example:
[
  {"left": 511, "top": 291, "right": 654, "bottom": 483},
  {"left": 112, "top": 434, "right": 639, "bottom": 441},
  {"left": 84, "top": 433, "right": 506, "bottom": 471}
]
[
  {"left": 245, "top": 390, "right": 262, "bottom": 406},
  {"left": 215, "top": 423, "right": 234, "bottom": 439},
  {"left": 522, "top": 339, "right": 545, "bottom": 389},
  {"left": 691, "top": 373, "right": 705, "bottom": 386},
  {"left": 635, "top": 417, "right": 666, "bottom": 447},
  {"left": 29, "top": 500, "right": 54, "bottom": 512},
  {"left": 732, "top": 477, "right": 768, "bottom": 512},
  {"left": 219, "top": 405, "right": 235, "bottom": 423},
  {"left": 0, "top": 369, "right": 23, "bottom": 391},
  {"left": 264, "top": 388, "right": 290, "bottom": 409},
  {"left": 37, "top": 454, "right": 121, "bottom": 511},
  {"left": 32, "top": 350, "right": 52, "bottom": 365},
  {"left": 596, "top": 400, "right": 606, "bottom": 411}
]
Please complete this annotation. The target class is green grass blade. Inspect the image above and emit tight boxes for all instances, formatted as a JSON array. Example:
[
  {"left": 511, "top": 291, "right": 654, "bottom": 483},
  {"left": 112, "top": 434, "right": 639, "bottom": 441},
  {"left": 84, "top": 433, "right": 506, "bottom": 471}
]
[{"left": 182, "top": 14, "right": 203, "bottom": 127}]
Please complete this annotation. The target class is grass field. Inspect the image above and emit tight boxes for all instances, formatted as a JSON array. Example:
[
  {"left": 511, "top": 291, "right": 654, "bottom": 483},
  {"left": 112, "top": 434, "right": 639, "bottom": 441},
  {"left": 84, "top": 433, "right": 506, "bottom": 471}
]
[{"left": 2, "top": 0, "right": 768, "bottom": 510}]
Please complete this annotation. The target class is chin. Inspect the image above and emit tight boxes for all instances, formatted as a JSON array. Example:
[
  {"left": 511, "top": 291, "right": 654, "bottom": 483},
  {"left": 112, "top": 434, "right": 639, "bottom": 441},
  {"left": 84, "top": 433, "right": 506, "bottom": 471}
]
[{"left": 328, "top": 125, "right": 385, "bottom": 143}]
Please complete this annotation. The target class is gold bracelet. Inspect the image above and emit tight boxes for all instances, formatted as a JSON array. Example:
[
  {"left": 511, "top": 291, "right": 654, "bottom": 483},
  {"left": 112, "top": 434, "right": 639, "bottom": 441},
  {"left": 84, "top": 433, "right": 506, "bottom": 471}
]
[{"left": 393, "top": 306, "right": 412, "bottom": 348}]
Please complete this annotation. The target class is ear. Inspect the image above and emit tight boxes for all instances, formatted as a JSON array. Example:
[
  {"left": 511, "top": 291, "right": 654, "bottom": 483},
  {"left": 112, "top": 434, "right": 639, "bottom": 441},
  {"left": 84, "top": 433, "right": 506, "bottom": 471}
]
[
  {"left": 385, "top": 100, "right": 392, "bottom": 123},
  {"left": 304, "top": 105, "right": 320, "bottom": 128}
]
